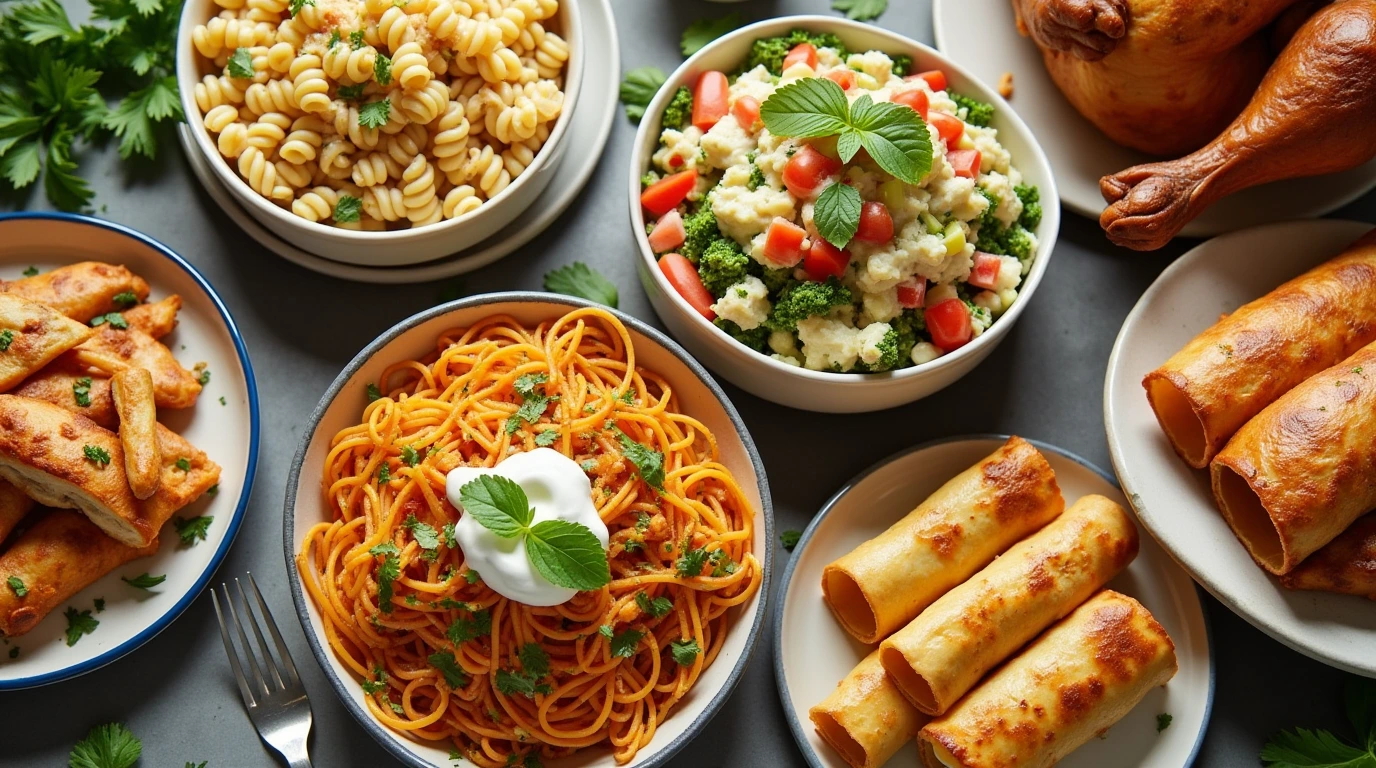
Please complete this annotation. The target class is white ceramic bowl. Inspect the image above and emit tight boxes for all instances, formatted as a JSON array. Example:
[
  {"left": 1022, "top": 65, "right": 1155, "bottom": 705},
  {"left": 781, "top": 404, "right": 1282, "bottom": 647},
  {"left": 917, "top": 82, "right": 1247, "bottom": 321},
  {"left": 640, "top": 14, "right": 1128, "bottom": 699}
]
[
  {"left": 283, "top": 293, "right": 773, "bottom": 767},
  {"left": 628, "top": 16, "right": 1059, "bottom": 413},
  {"left": 176, "top": 0, "right": 584, "bottom": 267}
]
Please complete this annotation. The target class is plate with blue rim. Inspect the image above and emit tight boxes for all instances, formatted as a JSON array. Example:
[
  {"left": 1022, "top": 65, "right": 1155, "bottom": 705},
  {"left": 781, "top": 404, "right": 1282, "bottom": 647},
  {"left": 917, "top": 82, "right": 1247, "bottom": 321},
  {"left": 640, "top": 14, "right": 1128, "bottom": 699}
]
[
  {"left": 0, "top": 212, "right": 259, "bottom": 690},
  {"left": 774, "top": 435, "right": 1213, "bottom": 768}
]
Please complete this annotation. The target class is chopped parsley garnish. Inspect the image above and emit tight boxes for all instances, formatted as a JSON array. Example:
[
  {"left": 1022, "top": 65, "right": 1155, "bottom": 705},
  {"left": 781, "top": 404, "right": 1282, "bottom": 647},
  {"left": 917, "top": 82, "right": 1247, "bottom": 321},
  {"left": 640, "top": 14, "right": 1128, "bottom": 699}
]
[
  {"left": 377, "top": 464, "right": 391, "bottom": 485},
  {"left": 780, "top": 530, "right": 802, "bottom": 551},
  {"left": 90, "top": 312, "right": 128, "bottom": 329},
  {"left": 709, "top": 549, "right": 737, "bottom": 577},
  {"left": 400, "top": 445, "right": 421, "bottom": 466},
  {"left": 534, "top": 430, "right": 559, "bottom": 447},
  {"left": 675, "top": 541, "right": 710, "bottom": 578},
  {"left": 610, "top": 628, "right": 644, "bottom": 658},
  {"left": 73, "top": 376, "right": 93, "bottom": 407},
  {"left": 174, "top": 515, "right": 213, "bottom": 545},
  {"left": 635, "top": 592, "right": 672, "bottom": 619},
  {"left": 22, "top": 266, "right": 37, "bottom": 277},
  {"left": 6, "top": 576, "right": 26, "bottom": 597},
  {"left": 442, "top": 522, "right": 457, "bottom": 549},
  {"left": 0, "top": 330, "right": 12, "bottom": 352},
  {"left": 175, "top": 457, "right": 191, "bottom": 471},
  {"left": 207, "top": 484, "right": 219, "bottom": 495},
  {"left": 219, "top": 396, "right": 226, "bottom": 406},
  {"left": 94, "top": 597, "right": 105, "bottom": 612},
  {"left": 64, "top": 606, "right": 99, "bottom": 646},
  {"left": 1156, "top": 713, "right": 1173, "bottom": 733},
  {"left": 69, "top": 723, "right": 141, "bottom": 768},
  {"left": 227, "top": 48, "right": 255, "bottom": 79},
  {"left": 349, "top": 29, "right": 366, "bottom": 47},
  {"left": 369, "top": 541, "right": 399, "bottom": 556},
  {"left": 376, "top": 551, "right": 400, "bottom": 613},
  {"left": 616, "top": 430, "right": 665, "bottom": 491},
  {"left": 428, "top": 650, "right": 469, "bottom": 689},
  {"left": 447, "top": 609, "right": 492, "bottom": 645},
  {"left": 464, "top": 569, "right": 482, "bottom": 585},
  {"left": 494, "top": 668, "right": 550, "bottom": 698},
  {"left": 404, "top": 514, "right": 442, "bottom": 551},
  {"left": 669, "top": 638, "right": 701, "bottom": 666},
  {"left": 635, "top": 513, "right": 651, "bottom": 533},
  {"left": 197, "top": 368, "right": 211, "bottom": 386},
  {"left": 121, "top": 572, "right": 166, "bottom": 590},
  {"left": 373, "top": 53, "right": 392, "bottom": 86},
  {"left": 361, "top": 667, "right": 389, "bottom": 693},
  {"left": 288, "top": 0, "right": 314, "bottom": 16},
  {"left": 519, "top": 642, "right": 550, "bottom": 677},
  {"left": 336, "top": 83, "right": 366, "bottom": 101},
  {"left": 507, "top": 373, "right": 552, "bottom": 434},
  {"left": 366, "top": 383, "right": 382, "bottom": 402},
  {"left": 7, "top": 646, "right": 16, "bottom": 659},
  {"left": 327, "top": 29, "right": 340, "bottom": 48},
  {"left": 83, "top": 445, "right": 111, "bottom": 466},
  {"left": 542, "top": 262, "right": 619, "bottom": 307},
  {"left": 112, "top": 291, "right": 139, "bottom": 307},
  {"left": 358, "top": 98, "right": 391, "bottom": 129},
  {"left": 597, "top": 624, "right": 614, "bottom": 639}
]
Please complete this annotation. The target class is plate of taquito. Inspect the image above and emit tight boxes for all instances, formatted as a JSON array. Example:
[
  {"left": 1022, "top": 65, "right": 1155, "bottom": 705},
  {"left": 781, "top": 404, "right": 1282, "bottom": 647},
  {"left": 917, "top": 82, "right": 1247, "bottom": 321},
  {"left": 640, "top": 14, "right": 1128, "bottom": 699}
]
[
  {"left": 0, "top": 213, "right": 259, "bottom": 689},
  {"left": 775, "top": 435, "right": 1212, "bottom": 768},
  {"left": 1106, "top": 219, "right": 1376, "bottom": 676}
]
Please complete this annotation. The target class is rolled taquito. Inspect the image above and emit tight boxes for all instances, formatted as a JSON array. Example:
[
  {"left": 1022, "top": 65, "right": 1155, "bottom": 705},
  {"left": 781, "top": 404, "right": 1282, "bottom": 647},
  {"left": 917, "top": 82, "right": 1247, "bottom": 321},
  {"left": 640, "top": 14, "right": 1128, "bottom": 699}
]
[
  {"left": 0, "top": 509, "right": 158, "bottom": 637},
  {"left": 809, "top": 650, "right": 929, "bottom": 768},
  {"left": 1211, "top": 341, "right": 1376, "bottom": 574},
  {"left": 1143, "top": 229, "right": 1376, "bottom": 468},
  {"left": 1279, "top": 512, "right": 1376, "bottom": 599},
  {"left": 880, "top": 494, "right": 1138, "bottom": 716},
  {"left": 823, "top": 436, "right": 1064, "bottom": 643},
  {"left": 0, "top": 477, "right": 35, "bottom": 545},
  {"left": 918, "top": 590, "right": 1177, "bottom": 768}
]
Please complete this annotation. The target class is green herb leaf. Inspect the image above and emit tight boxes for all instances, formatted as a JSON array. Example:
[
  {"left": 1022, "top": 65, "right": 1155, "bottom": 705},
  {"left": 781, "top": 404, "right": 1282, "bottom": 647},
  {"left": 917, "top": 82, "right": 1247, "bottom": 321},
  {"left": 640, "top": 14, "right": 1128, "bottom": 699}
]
[
  {"left": 848, "top": 94, "right": 934, "bottom": 185},
  {"left": 64, "top": 606, "right": 99, "bottom": 646},
  {"left": 609, "top": 627, "right": 643, "bottom": 657},
  {"left": 446, "top": 608, "right": 491, "bottom": 645},
  {"left": 103, "top": 78, "right": 182, "bottom": 160},
  {"left": 400, "top": 445, "right": 421, "bottom": 466},
  {"left": 543, "top": 262, "right": 618, "bottom": 307},
  {"left": 196, "top": 368, "right": 211, "bottom": 386},
  {"left": 1261, "top": 676, "right": 1376, "bottom": 767},
  {"left": 0, "top": 330, "right": 12, "bottom": 352},
  {"left": 676, "top": 544, "right": 709, "bottom": 578},
  {"left": 534, "top": 430, "right": 559, "bottom": 447},
  {"left": 366, "top": 382, "right": 382, "bottom": 402},
  {"left": 1156, "top": 713, "right": 1173, "bottom": 733},
  {"left": 327, "top": 29, "right": 340, "bottom": 48},
  {"left": 91, "top": 312, "right": 128, "bottom": 329},
  {"left": 83, "top": 444, "right": 111, "bottom": 466},
  {"left": 759, "top": 78, "right": 851, "bottom": 139},
  {"left": 459, "top": 475, "right": 533, "bottom": 538},
  {"left": 377, "top": 464, "right": 391, "bottom": 485},
  {"left": 121, "top": 572, "right": 165, "bottom": 590},
  {"left": 616, "top": 431, "right": 664, "bottom": 491},
  {"left": 669, "top": 638, "right": 701, "bottom": 666},
  {"left": 174, "top": 515, "right": 213, "bottom": 545},
  {"left": 373, "top": 53, "right": 392, "bottom": 86},
  {"left": 337, "top": 83, "right": 366, "bottom": 101},
  {"left": 350, "top": 29, "right": 366, "bottom": 47},
  {"left": 112, "top": 291, "right": 138, "bottom": 307},
  {"left": 597, "top": 625, "right": 613, "bottom": 639},
  {"left": 358, "top": 98, "right": 390, "bottom": 129},
  {"left": 6, "top": 575, "right": 26, "bottom": 597},
  {"left": 404, "top": 513, "right": 442, "bottom": 550},
  {"left": 780, "top": 529, "right": 802, "bottom": 551},
  {"left": 361, "top": 666, "right": 388, "bottom": 693},
  {"left": 69, "top": 722, "right": 141, "bottom": 768},
  {"left": 635, "top": 591, "right": 673, "bottom": 618},
  {"left": 813, "top": 182, "right": 862, "bottom": 249},
  {"left": 680, "top": 14, "right": 740, "bottom": 56},
  {"left": 227, "top": 48, "right": 254, "bottom": 79},
  {"left": 22, "top": 267, "right": 38, "bottom": 277},
  {"left": 618, "top": 66, "right": 665, "bottom": 123},
  {"left": 288, "top": 0, "right": 314, "bottom": 16},
  {"left": 428, "top": 650, "right": 469, "bottom": 689},
  {"left": 94, "top": 598, "right": 105, "bottom": 612},
  {"left": 73, "top": 376, "right": 93, "bottom": 407},
  {"left": 524, "top": 519, "right": 611, "bottom": 591},
  {"left": 442, "top": 522, "right": 457, "bottom": 549},
  {"left": 7, "top": 646, "right": 16, "bottom": 658},
  {"left": 370, "top": 540, "right": 399, "bottom": 556},
  {"left": 494, "top": 668, "right": 545, "bottom": 698},
  {"left": 376, "top": 552, "right": 400, "bottom": 613},
  {"left": 175, "top": 457, "right": 191, "bottom": 472},
  {"left": 831, "top": 0, "right": 887, "bottom": 21},
  {"left": 519, "top": 642, "right": 550, "bottom": 677}
]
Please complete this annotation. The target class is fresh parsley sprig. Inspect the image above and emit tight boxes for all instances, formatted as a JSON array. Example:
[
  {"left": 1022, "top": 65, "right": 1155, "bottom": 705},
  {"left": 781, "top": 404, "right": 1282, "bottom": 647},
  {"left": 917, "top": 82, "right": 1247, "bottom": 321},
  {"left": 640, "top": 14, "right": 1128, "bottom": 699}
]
[
  {"left": 1262, "top": 676, "right": 1375, "bottom": 768},
  {"left": 458, "top": 475, "right": 610, "bottom": 591},
  {"left": 69, "top": 722, "right": 141, "bottom": 768},
  {"left": 680, "top": 14, "right": 740, "bottom": 57},
  {"left": 618, "top": 66, "right": 665, "bottom": 123},
  {"left": 543, "top": 262, "right": 619, "bottom": 308}
]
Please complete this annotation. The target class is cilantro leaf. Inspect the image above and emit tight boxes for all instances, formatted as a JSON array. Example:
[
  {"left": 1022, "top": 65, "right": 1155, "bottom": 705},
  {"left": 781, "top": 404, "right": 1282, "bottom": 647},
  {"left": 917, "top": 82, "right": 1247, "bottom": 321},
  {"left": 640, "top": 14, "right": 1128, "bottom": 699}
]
[
  {"left": 91, "top": 312, "right": 128, "bottom": 329},
  {"left": 227, "top": 47, "right": 254, "bottom": 79},
  {"left": 428, "top": 650, "right": 469, "bottom": 689},
  {"left": 676, "top": 544, "right": 709, "bottom": 578},
  {"left": 831, "top": 0, "right": 887, "bottom": 21},
  {"left": 366, "top": 382, "right": 382, "bottom": 402},
  {"left": 636, "top": 592, "right": 673, "bottom": 620},
  {"left": 369, "top": 541, "right": 399, "bottom": 556},
  {"left": 814, "top": 182, "right": 862, "bottom": 249},
  {"left": 14, "top": 0, "right": 79, "bottom": 45},
  {"left": 519, "top": 642, "right": 550, "bottom": 677},
  {"left": 494, "top": 668, "right": 541, "bottom": 698},
  {"left": 336, "top": 83, "right": 365, "bottom": 101},
  {"left": 361, "top": 666, "right": 388, "bottom": 693},
  {"left": 534, "top": 430, "right": 559, "bottom": 447},
  {"left": 83, "top": 444, "right": 111, "bottom": 466},
  {"left": 1261, "top": 676, "right": 1376, "bottom": 767},
  {"left": 7, "top": 575, "right": 27, "bottom": 597},
  {"left": 288, "top": 0, "right": 314, "bottom": 15},
  {"left": 404, "top": 514, "right": 442, "bottom": 550},
  {"left": 64, "top": 606, "right": 99, "bottom": 646},
  {"left": 69, "top": 722, "right": 141, "bottom": 768},
  {"left": 610, "top": 628, "right": 643, "bottom": 658},
  {"left": 543, "top": 262, "right": 618, "bottom": 307},
  {"left": 120, "top": 572, "right": 166, "bottom": 590},
  {"left": 680, "top": 14, "right": 740, "bottom": 57},
  {"left": 44, "top": 127, "right": 93, "bottom": 211},
  {"left": 103, "top": 77, "right": 181, "bottom": 159},
  {"left": 373, "top": 53, "right": 392, "bottom": 86},
  {"left": 780, "top": 529, "right": 802, "bottom": 551},
  {"left": 669, "top": 638, "right": 700, "bottom": 666},
  {"left": 400, "top": 445, "right": 421, "bottom": 466},
  {"left": 1, "top": 139, "right": 41, "bottom": 189},
  {"left": 73, "top": 376, "right": 93, "bottom": 407},
  {"left": 174, "top": 515, "right": 213, "bottom": 545},
  {"left": 524, "top": 519, "right": 611, "bottom": 591},
  {"left": 507, "top": 373, "right": 552, "bottom": 434},
  {"left": 350, "top": 29, "right": 366, "bottom": 47},
  {"left": 0, "top": 330, "right": 15, "bottom": 353},
  {"left": 357, "top": 98, "right": 390, "bottom": 129},
  {"left": 618, "top": 66, "right": 665, "bottom": 123},
  {"left": 616, "top": 432, "right": 664, "bottom": 491},
  {"left": 458, "top": 475, "right": 533, "bottom": 538},
  {"left": 597, "top": 625, "right": 613, "bottom": 639},
  {"left": 376, "top": 552, "right": 400, "bottom": 613},
  {"left": 442, "top": 522, "right": 457, "bottom": 549},
  {"left": 446, "top": 608, "right": 491, "bottom": 645},
  {"left": 112, "top": 291, "right": 138, "bottom": 307}
]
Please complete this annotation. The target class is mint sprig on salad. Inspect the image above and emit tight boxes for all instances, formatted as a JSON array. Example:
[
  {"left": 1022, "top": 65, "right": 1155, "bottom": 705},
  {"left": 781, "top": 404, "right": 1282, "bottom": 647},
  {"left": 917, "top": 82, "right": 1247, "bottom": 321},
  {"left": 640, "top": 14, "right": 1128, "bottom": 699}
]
[
  {"left": 760, "top": 77, "right": 934, "bottom": 248},
  {"left": 459, "top": 475, "right": 610, "bottom": 591}
]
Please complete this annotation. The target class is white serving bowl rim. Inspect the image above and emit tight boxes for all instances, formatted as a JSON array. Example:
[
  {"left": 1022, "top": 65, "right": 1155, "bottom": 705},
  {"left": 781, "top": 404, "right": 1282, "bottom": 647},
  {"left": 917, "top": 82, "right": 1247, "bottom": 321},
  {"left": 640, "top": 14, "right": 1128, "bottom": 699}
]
[
  {"left": 628, "top": 15, "right": 1059, "bottom": 386},
  {"left": 281, "top": 291, "right": 774, "bottom": 767},
  {"left": 175, "top": 0, "right": 585, "bottom": 248}
]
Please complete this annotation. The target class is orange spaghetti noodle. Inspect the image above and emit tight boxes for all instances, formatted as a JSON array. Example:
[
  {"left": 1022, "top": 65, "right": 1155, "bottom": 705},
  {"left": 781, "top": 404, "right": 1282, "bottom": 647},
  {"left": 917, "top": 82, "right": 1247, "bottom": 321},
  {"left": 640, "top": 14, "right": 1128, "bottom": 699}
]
[{"left": 297, "top": 307, "right": 763, "bottom": 766}]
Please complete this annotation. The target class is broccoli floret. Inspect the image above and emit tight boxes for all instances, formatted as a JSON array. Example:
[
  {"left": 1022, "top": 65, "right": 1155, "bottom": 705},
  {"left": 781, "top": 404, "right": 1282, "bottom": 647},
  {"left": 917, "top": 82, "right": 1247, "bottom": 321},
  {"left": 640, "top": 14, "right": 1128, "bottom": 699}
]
[
  {"left": 756, "top": 266, "right": 792, "bottom": 295},
  {"left": 891, "top": 310, "right": 924, "bottom": 362},
  {"left": 698, "top": 239, "right": 750, "bottom": 297},
  {"left": 975, "top": 187, "right": 1000, "bottom": 231},
  {"left": 861, "top": 327, "right": 904, "bottom": 373},
  {"left": 661, "top": 86, "right": 693, "bottom": 130},
  {"left": 680, "top": 207, "right": 720, "bottom": 263},
  {"left": 949, "top": 93, "right": 994, "bottom": 128},
  {"left": 1014, "top": 183, "right": 1041, "bottom": 230},
  {"left": 745, "top": 30, "right": 850, "bottom": 75},
  {"left": 766, "top": 278, "right": 852, "bottom": 332},
  {"left": 714, "top": 318, "right": 769, "bottom": 351},
  {"left": 747, "top": 164, "right": 767, "bottom": 191},
  {"left": 891, "top": 54, "right": 913, "bottom": 78},
  {"left": 1001, "top": 226, "right": 1036, "bottom": 262},
  {"left": 641, "top": 172, "right": 657, "bottom": 188}
]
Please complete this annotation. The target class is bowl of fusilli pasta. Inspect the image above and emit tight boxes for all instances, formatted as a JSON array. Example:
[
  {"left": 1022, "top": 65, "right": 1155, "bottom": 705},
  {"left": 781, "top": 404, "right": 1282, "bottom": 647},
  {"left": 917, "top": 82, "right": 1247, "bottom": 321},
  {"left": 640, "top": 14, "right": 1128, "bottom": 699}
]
[{"left": 177, "top": 0, "right": 583, "bottom": 266}]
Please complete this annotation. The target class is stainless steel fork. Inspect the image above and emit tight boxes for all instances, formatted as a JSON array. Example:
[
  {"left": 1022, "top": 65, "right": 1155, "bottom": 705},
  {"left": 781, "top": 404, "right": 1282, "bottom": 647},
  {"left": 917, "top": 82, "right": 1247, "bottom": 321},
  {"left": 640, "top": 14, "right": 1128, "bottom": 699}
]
[{"left": 212, "top": 573, "right": 314, "bottom": 768}]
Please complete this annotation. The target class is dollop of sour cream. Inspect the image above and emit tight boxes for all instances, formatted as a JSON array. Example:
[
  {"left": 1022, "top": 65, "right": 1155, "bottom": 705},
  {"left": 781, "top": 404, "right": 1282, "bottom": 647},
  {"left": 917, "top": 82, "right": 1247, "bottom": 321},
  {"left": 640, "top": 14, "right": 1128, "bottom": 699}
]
[{"left": 445, "top": 448, "right": 609, "bottom": 607}]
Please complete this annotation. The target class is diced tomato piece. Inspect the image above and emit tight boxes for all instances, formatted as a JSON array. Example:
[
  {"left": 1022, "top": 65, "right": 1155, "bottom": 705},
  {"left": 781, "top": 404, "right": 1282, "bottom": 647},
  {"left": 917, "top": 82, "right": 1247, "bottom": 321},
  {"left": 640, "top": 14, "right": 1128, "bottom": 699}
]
[
  {"left": 640, "top": 170, "right": 697, "bottom": 217},
  {"left": 925, "top": 298, "right": 972, "bottom": 351},
  {"left": 782, "top": 43, "right": 818, "bottom": 72},
  {"left": 968, "top": 252, "right": 1002, "bottom": 290},
  {"left": 910, "top": 69, "right": 947, "bottom": 92},
  {"left": 803, "top": 238, "right": 849, "bottom": 281},
  {"left": 854, "top": 202, "right": 894, "bottom": 243},
  {"left": 947, "top": 149, "right": 982, "bottom": 179},
  {"left": 897, "top": 278, "right": 926, "bottom": 309},
  {"left": 825, "top": 69, "right": 856, "bottom": 90},
  {"left": 927, "top": 112, "right": 964, "bottom": 145},
  {"left": 731, "top": 96, "right": 760, "bottom": 131},
  {"left": 647, "top": 210, "right": 686, "bottom": 254},
  {"left": 783, "top": 145, "right": 843, "bottom": 199},
  {"left": 659, "top": 253, "right": 716, "bottom": 321},
  {"left": 892, "top": 89, "right": 929, "bottom": 120},
  {"left": 692, "top": 71, "right": 729, "bottom": 132},
  {"left": 762, "top": 217, "right": 808, "bottom": 267},
  {"left": 668, "top": 155, "right": 683, "bottom": 168}
]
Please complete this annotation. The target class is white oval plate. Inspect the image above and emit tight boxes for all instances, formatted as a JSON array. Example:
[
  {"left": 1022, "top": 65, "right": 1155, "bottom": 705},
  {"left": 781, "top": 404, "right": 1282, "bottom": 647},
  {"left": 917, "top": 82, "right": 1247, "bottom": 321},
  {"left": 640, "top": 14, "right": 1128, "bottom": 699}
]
[
  {"left": 932, "top": 0, "right": 1376, "bottom": 237},
  {"left": 775, "top": 436, "right": 1213, "bottom": 768},
  {"left": 0, "top": 213, "right": 259, "bottom": 689},
  {"left": 1104, "top": 218, "right": 1376, "bottom": 676},
  {"left": 178, "top": 0, "right": 618, "bottom": 284}
]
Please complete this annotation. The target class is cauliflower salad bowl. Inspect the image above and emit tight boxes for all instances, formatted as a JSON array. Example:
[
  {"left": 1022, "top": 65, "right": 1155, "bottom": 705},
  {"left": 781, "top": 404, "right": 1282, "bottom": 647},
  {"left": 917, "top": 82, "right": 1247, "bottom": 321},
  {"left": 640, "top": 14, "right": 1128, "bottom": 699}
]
[{"left": 629, "top": 16, "right": 1058, "bottom": 413}]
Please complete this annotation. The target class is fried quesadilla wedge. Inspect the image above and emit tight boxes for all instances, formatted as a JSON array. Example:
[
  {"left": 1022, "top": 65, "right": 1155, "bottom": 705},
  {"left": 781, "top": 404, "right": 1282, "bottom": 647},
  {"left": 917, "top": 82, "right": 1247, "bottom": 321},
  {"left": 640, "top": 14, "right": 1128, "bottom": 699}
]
[
  {"left": 1, "top": 263, "right": 150, "bottom": 323},
  {"left": 0, "top": 395, "right": 219, "bottom": 547},
  {"left": 0, "top": 294, "right": 93, "bottom": 392}
]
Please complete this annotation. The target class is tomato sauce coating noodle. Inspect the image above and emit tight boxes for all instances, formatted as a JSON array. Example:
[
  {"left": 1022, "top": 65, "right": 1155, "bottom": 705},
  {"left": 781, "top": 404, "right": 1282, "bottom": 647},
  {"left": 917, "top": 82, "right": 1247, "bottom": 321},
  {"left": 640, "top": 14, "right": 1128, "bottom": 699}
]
[{"left": 297, "top": 307, "right": 762, "bottom": 765}]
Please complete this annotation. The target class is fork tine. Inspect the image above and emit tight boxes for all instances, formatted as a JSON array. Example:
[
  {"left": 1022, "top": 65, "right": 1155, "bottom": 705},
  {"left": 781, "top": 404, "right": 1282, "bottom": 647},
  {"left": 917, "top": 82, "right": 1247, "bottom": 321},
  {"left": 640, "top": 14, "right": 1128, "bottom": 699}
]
[
  {"left": 246, "top": 572, "right": 301, "bottom": 687},
  {"left": 235, "top": 577, "right": 286, "bottom": 691},
  {"left": 225, "top": 580, "right": 271, "bottom": 699},
  {"left": 212, "top": 584, "right": 257, "bottom": 709}
]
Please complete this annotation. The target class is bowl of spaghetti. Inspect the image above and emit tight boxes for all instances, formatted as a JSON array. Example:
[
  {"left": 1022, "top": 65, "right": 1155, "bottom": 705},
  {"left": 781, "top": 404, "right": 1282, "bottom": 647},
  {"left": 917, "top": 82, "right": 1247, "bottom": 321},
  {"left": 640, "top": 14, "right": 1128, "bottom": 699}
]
[{"left": 284, "top": 293, "right": 772, "bottom": 767}]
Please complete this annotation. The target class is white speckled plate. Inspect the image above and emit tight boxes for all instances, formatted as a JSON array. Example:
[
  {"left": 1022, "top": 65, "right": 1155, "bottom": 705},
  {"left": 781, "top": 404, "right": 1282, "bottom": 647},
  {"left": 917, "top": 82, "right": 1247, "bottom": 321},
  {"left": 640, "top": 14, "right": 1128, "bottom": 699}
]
[
  {"left": 776, "top": 436, "right": 1213, "bottom": 768},
  {"left": 1105, "top": 218, "right": 1376, "bottom": 676},
  {"left": 933, "top": 0, "right": 1376, "bottom": 236},
  {"left": 0, "top": 213, "right": 259, "bottom": 689}
]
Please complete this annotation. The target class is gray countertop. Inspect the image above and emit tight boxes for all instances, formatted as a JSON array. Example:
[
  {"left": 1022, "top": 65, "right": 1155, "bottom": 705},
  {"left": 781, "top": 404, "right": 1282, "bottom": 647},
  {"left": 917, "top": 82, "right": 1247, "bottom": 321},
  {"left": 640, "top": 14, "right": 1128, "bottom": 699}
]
[{"left": 5, "top": 0, "right": 1374, "bottom": 765}]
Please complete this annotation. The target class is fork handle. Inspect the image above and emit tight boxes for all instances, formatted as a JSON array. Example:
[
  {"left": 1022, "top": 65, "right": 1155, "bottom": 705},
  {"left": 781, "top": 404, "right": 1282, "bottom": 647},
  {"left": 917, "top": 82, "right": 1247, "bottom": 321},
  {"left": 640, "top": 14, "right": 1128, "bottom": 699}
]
[{"left": 268, "top": 734, "right": 313, "bottom": 768}]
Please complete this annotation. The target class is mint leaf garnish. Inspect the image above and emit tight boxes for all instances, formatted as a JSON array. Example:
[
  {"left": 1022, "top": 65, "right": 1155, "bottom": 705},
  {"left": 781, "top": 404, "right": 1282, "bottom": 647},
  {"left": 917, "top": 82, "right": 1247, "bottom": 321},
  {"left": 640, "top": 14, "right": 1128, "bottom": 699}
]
[
  {"left": 524, "top": 519, "right": 611, "bottom": 591},
  {"left": 814, "top": 182, "right": 862, "bottom": 249},
  {"left": 459, "top": 475, "right": 533, "bottom": 538}
]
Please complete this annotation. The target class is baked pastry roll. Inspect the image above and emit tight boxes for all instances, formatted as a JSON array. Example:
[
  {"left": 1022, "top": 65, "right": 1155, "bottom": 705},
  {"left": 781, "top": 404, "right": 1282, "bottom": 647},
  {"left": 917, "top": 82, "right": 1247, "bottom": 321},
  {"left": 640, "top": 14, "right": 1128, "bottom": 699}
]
[
  {"left": 1279, "top": 512, "right": 1376, "bottom": 599},
  {"left": 808, "top": 650, "right": 928, "bottom": 768}
]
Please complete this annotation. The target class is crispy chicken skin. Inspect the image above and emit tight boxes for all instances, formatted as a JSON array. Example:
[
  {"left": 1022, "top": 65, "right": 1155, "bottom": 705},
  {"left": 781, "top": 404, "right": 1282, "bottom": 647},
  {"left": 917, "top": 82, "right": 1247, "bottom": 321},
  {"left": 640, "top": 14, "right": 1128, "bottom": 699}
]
[
  {"left": 0, "top": 395, "right": 218, "bottom": 548},
  {"left": 111, "top": 369, "right": 160, "bottom": 500},
  {"left": 0, "top": 294, "right": 93, "bottom": 392},
  {"left": 0, "top": 263, "right": 150, "bottom": 323}
]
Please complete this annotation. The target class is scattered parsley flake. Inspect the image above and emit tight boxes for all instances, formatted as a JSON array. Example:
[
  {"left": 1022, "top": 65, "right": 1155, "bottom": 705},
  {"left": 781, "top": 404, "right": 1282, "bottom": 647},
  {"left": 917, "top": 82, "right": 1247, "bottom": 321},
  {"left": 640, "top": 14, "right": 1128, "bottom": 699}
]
[
  {"left": 1156, "top": 713, "right": 1173, "bottom": 733},
  {"left": 83, "top": 445, "right": 111, "bottom": 466},
  {"left": 121, "top": 572, "right": 166, "bottom": 590},
  {"left": 428, "top": 650, "right": 469, "bottom": 689},
  {"left": 598, "top": 625, "right": 614, "bottom": 639},
  {"left": 670, "top": 638, "right": 701, "bottom": 666},
  {"left": 94, "top": 597, "right": 105, "bottom": 613},
  {"left": 175, "top": 457, "right": 191, "bottom": 472},
  {"left": 112, "top": 291, "right": 139, "bottom": 307},
  {"left": 635, "top": 592, "right": 672, "bottom": 618},
  {"left": 0, "top": 330, "right": 12, "bottom": 352},
  {"left": 519, "top": 642, "right": 550, "bottom": 677},
  {"left": 358, "top": 98, "right": 391, "bottom": 129},
  {"left": 464, "top": 569, "right": 481, "bottom": 584},
  {"left": 174, "top": 515, "right": 213, "bottom": 545},
  {"left": 327, "top": 29, "right": 341, "bottom": 48},
  {"left": 616, "top": 431, "right": 665, "bottom": 491},
  {"left": 780, "top": 530, "right": 802, "bottom": 551},
  {"left": 73, "top": 376, "right": 92, "bottom": 407},
  {"left": 373, "top": 53, "right": 392, "bottom": 86},
  {"left": 361, "top": 667, "right": 389, "bottom": 693},
  {"left": 676, "top": 543, "right": 710, "bottom": 578},
  {"left": 378, "top": 464, "right": 391, "bottom": 485},
  {"left": 376, "top": 552, "right": 400, "bottom": 613},
  {"left": 447, "top": 609, "right": 492, "bottom": 645},
  {"left": 534, "top": 430, "right": 559, "bottom": 447},
  {"left": 400, "top": 445, "right": 421, "bottom": 466},
  {"left": 68, "top": 723, "right": 141, "bottom": 768},
  {"left": 288, "top": 0, "right": 314, "bottom": 16},
  {"left": 64, "top": 606, "right": 99, "bottom": 646},
  {"left": 227, "top": 48, "right": 255, "bottom": 79},
  {"left": 22, "top": 267, "right": 37, "bottom": 277},
  {"left": 404, "top": 514, "right": 442, "bottom": 551},
  {"left": 197, "top": 368, "right": 211, "bottom": 386},
  {"left": 90, "top": 312, "right": 128, "bottom": 329},
  {"left": 6, "top": 576, "right": 26, "bottom": 597},
  {"left": 350, "top": 29, "right": 366, "bottom": 47}
]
